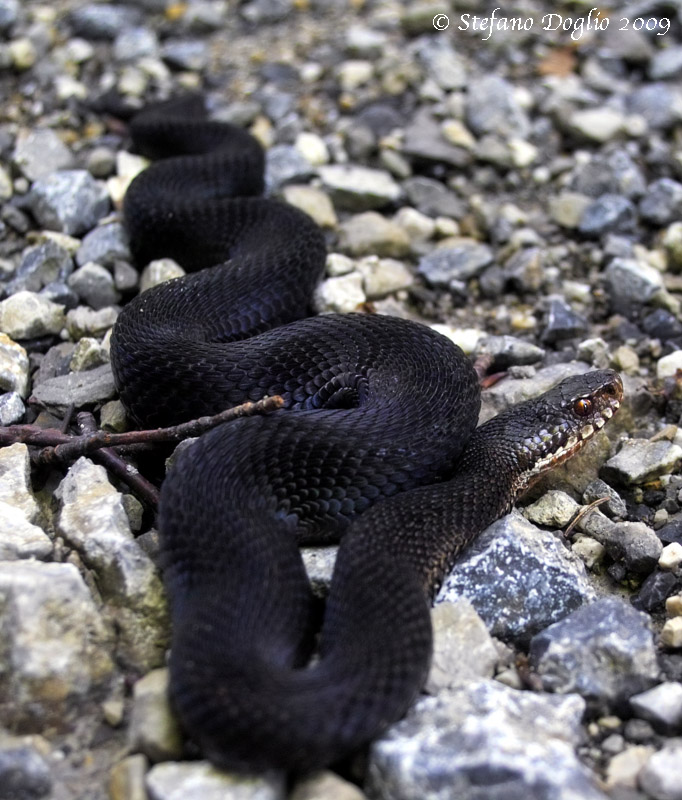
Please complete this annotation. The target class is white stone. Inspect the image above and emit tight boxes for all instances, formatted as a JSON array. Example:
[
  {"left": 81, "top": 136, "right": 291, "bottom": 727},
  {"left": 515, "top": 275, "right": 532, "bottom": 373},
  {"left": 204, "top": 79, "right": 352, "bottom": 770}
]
[
  {"left": 630, "top": 682, "right": 682, "bottom": 729},
  {"left": 568, "top": 108, "right": 626, "bottom": 142},
  {"left": 357, "top": 256, "right": 413, "bottom": 298},
  {"left": 294, "top": 132, "right": 329, "bottom": 166},
  {"left": 282, "top": 185, "right": 337, "bottom": 228},
  {"left": 0, "top": 501, "right": 52, "bottom": 560},
  {"left": 314, "top": 272, "right": 366, "bottom": 313},
  {"left": 657, "top": 350, "right": 682, "bottom": 380},
  {"left": 662, "top": 617, "right": 682, "bottom": 649},
  {"left": 639, "top": 743, "right": 682, "bottom": 800},
  {"left": 145, "top": 761, "right": 283, "bottom": 800},
  {"left": 393, "top": 207, "right": 436, "bottom": 241},
  {"left": 0, "top": 333, "right": 29, "bottom": 397},
  {"left": 0, "top": 291, "right": 65, "bottom": 339},
  {"left": 605, "top": 745, "right": 655, "bottom": 789},
  {"left": 660, "top": 542, "right": 682, "bottom": 570},
  {"left": 429, "top": 324, "right": 485, "bottom": 355},
  {"left": 139, "top": 259, "right": 185, "bottom": 293},
  {"left": 0, "top": 443, "right": 39, "bottom": 523},
  {"left": 336, "top": 60, "right": 373, "bottom": 91}
]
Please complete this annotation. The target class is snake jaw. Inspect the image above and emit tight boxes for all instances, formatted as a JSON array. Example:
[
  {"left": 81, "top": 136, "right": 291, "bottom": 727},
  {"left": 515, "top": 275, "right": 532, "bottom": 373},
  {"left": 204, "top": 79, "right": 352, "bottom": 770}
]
[{"left": 510, "top": 369, "right": 622, "bottom": 492}]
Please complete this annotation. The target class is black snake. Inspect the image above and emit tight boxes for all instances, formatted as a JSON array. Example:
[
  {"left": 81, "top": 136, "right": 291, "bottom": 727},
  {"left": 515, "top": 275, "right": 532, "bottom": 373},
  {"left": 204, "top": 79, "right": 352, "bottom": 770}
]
[{"left": 110, "top": 95, "right": 623, "bottom": 773}]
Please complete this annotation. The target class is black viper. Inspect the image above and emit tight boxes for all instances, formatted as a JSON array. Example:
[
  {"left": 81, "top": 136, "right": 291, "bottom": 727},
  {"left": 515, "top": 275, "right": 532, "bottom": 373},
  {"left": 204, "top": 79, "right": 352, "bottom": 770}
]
[{"left": 110, "top": 96, "right": 623, "bottom": 773}]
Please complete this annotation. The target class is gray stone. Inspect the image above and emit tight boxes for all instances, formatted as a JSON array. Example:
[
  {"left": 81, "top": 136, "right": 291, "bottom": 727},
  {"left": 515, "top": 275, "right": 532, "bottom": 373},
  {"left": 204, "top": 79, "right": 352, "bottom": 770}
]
[
  {"left": 503, "top": 246, "right": 544, "bottom": 292},
  {"left": 0, "top": 735, "right": 52, "bottom": 799},
  {"left": 40, "top": 281, "right": 79, "bottom": 309},
  {"left": 337, "top": 213, "right": 410, "bottom": 258},
  {"left": 402, "top": 108, "right": 471, "bottom": 168},
  {"left": 129, "top": 668, "right": 183, "bottom": 763},
  {"left": 301, "top": 546, "right": 337, "bottom": 596},
  {"left": 474, "top": 335, "right": 544, "bottom": 369},
  {"left": 265, "top": 145, "right": 316, "bottom": 193},
  {"left": 31, "top": 364, "right": 116, "bottom": 412},
  {"left": 76, "top": 223, "right": 130, "bottom": 268},
  {"left": 357, "top": 257, "right": 413, "bottom": 298},
  {"left": 570, "top": 151, "right": 646, "bottom": 200},
  {"left": 583, "top": 479, "right": 627, "bottom": 519},
  {"left": 0, "top": 502, "right": 52, "bottom": 560},
  {"left": 68, "top": 262, "right": 121, "bottom": 309},
  {"left": 565, "top": 108, "right": 625, "bottom": 143},
  {"left": 639, "top": 743, "right": 682, "bottom": 800},
  {"left": 114, "top": 261, "right": 139, "bottom": 292},
  {"left": 281, "top": 185, "right": 337, "bottom": 229},
  {"left": 28, "top": 170, "right": 110, "bottom": 236},
  {"left": 368, "top": 680, "right": 606, "bottom": 800},
  {"left": 542, "top": 296, "right": 588, "bottom": 344},
  {"left": 113, "top": 26, "right": 159, "bottom": 61},
  {"left": 437, "top": 512, "right": 595, "bottom": 645},
  {"left": 629, "top": 682, "right": 682, "bottom": 733},
  {"left": 417, "top": 37, "right": 466, "bottom": 90},
  {"left": 145, "top": 761, "right": 284, "bottom": 800},
  {"left": 65, "top": 306, "right": 118, "bottom": 339},
  {"left": 603, "top": 439, "right": 682, "bottom": 485},
  {"left": 425, "top": 598, "right": 498, "bottom": 693},
  {"left": 530, "top": 598, "right": 659, "bottom": 706},
  {"left": 6, "top": 239, "right": 73, "bottom": 294},
  {"left": 578, "top": 194, "right": 637, "bottom": 237},
  {"left": 418, "top": 241, "right": 493, "bottom": 287},
  {"left": 240, "top": 0, "right": 292, "bottom": 25},
  {"left": 650, "top": 46, "right": 682, "bottom": 80},
  {"left": 318, "top": 165, "right": 401, "bottom": 211},
  {"left": 523, "top": 490, "right": 580, "bottom": 529},
  {"left": 403, "top": 176, "right": 464, "bottom": 219},
  {"left": 627, "top": 83, "right": 682, "bottom": 129},
  {"left": 0, "top": 443, "right": 39, "bottom": 523},
  {"left": 466, "top": 76, "right": 531, "bottom": 138},
  {"left": 0, "top": 392, "right": 24, "bottom": 425},
  {"left": 0, "top": 561, "right": 115, "bottom": 731},
  {"left": 604, "top": 258, "right": 665, "bottom": 307},
  {"left": 579, "top": 513, "right": 662, "bottom": 575},
  {"left": 87, "top": 146, "right": 117, "bottom": 179},
  {"left": 13, "top": 129, "right": 73, "bottom": 181},
  {"left": 0, "top": 0, "right": 18, "bottom": 32},
  {"left": 161, "top": 38, "right": 209, "bottom": 71},
  {"left": 0, "top": 291, "right": 65, "bottom": 339},
  {"left": 640, "top": 178, "right": 682, "bottom": 227},
  {"left": 69, "top": 3, "right": 142, "bottom": 39},
  {"left": 0, "top": 333, "right": 28, "bottom": 397},
  {"left": 55, "top": 458, "right": 168, "bottom": 670}
]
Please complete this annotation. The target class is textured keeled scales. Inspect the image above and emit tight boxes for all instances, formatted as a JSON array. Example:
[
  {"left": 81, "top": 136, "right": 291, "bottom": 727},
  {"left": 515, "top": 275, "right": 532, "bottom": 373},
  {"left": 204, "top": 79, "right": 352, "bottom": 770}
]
[{"left": 110, "top": 95, "right": 622, "bottom": 773}]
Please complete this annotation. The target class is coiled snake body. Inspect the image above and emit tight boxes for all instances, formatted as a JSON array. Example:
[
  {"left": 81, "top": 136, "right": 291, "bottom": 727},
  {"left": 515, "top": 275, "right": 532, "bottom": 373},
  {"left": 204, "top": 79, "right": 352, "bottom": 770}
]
[{"left": 111, "top": 96, "right": 623, "bottom": 773}]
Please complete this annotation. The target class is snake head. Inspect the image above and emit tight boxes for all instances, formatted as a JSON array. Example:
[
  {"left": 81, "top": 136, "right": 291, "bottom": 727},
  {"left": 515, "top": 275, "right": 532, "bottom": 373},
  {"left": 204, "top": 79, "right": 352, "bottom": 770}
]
[{"left": 505, "top": 368, "right": 623, "bottom": 493}]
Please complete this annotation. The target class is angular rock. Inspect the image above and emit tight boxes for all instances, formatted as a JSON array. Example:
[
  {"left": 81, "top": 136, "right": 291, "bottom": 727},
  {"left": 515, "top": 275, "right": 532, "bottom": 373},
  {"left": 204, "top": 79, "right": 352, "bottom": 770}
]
[
  {"left": 437, "top": 512, "right": 595, "bottom": 645},
  {"left": 109, "top": 754, "right": 148, "bottom": 800},
  {"left": 418, "top": 241, "right": 493, "bottom": 287},
  {"left": 129, "top": 669, "right": 183, "bottom": 763},
  {"left": 603, "top": 439, "right": 682, "bottom": 485},
  {"left": 281, "top": 185, "right": 337, "bottom": 229},
  {"left": 65, "top": 306, "right": 118, "bottom": 339},
  {"left": 55, "top": 458, "right": 168, "bottom": 670},
  {"left": 69, "top": 3, "right": 142, "bottom": 39},
  {"left": 28, "top": 170, "right": 110, "bottom": 236},
  {"left": 523, "top": 490, "right": 580, "bottom": 529},
  {"left": 67, "top": 262, "right": 121, "bottom": 309},
  {"left": 530, "top": 598, "right": 659, "bottom": 707},
  {"left": 0, "top": 735, "right": 52, "bottom": 799},
  {"left": 6, "top": 239, "right": 73, "bottom": 294},
  {"left": 425, "top": 598, "right": 498, "bottom": 694},
  {"left": 266, "top": 145, "right": 316, "bottom": 193},
  {"left": 474, "top": 335, "right": 544, "bottom": 369},
  {"left": 466, "top": 76, "right": 531, "bottom": 138},
  {"left": 402, "top": 109, "right": 471, "bottom": 168},
  {"left": 139, "top": 259, "right": 185, "bottom": 293},
  {"left": 291, "top": 770, "right": 367, "bottom": 800},
  {"left": 0, "top": 561, "right": 115, "bottom": 731},
  {"left": 13, "top": 129, "right": 73, "bottom": 181},
  {"left": 629, "top": 682, "right": 682, "bottom": 733},
  {"left": 638, "top": 742, "right": 682, "bottom": 800},
  {"left": 626, "top": 83, "right": 682, "bottom": 129},
  {"left": 542, "top": 296, "right": 587, "bottom": 343},
  {"left": 0, "top": 502, "right": 52, "bottom": 560},
  {"left": 357, "top": 256, "right": 412, "bottom": 298},
  {"left": 30, "top": 364, "right": 116, "bottom": 412},
  {"left": 583, "top": 479, "right": 627, "bottom": 519},
  {"left": 640, "top": 178, "right": 682, "bottom": 226},
  {"left": 76, "top": 222, "right": 130, "bottom": 268},
  {"left": 145, "top": 761, "right": 284, "bottom": 800},
  {"left": 403, "top": 176, "right": 464, "bottom": 218},
  {"left": 0, "top": 291, "right": 65, "bottom": 339},
  {"left": 570, "top": 150, "right": 646, "bottom": 199},
  {"left": 368, "top": 681, "right": 606, "bottom": 800},
  {"left": 0, "top": 333, "right": 29, "bottom": 397},
  {"left": 318, "top": 164, "right": 401, "bottom": 211},
  {"left": 578, "top": 194, "right": 637, "bottom": 237},
  {"left": 314, "top": 272, "right": 365, "bottom": 313},
  {"left": 0, "top": 392, "right": 24, "bottom": 425},
  {"left": 161, "top": 38, "right": 209, "bottom": 71},
  {"left": 338, "top": 212, "right": 410, "bottom": 258},
  {"left": 0, "top": 443, "right": 39, "bottom": 523},
  {"left": 565, "top": 108, "right": 625, "bottom": 143}
]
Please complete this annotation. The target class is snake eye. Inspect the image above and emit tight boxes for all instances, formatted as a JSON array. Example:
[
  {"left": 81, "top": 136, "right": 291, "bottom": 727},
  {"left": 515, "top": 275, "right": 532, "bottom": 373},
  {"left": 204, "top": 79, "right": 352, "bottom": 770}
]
[{"left": 573, "top": 398, "right": 593, "bottom": 417}]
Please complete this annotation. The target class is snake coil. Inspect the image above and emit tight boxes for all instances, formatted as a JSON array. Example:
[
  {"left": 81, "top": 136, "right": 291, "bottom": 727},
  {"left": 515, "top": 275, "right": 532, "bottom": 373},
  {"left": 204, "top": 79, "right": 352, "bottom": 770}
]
[{"left": 111, "top": 95, "right": 623, "bottom": 773}]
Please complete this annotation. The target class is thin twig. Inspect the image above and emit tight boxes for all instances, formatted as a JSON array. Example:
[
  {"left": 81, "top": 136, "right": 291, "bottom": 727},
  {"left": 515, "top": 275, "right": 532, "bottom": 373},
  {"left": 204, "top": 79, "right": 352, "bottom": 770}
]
[{"left": 564, "top": 496, "right": 611, "bottom": 538}]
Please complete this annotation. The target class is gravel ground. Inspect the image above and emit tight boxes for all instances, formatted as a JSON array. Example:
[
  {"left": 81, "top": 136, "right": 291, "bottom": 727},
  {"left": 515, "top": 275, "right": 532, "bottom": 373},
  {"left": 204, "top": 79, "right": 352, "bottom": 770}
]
[{"left": 2, "top": 1, "right": 682, "bottom": 799}]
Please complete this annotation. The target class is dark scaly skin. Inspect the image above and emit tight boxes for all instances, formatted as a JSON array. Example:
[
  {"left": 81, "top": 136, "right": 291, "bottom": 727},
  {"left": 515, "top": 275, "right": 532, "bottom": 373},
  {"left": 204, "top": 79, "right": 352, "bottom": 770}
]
[{"left": 110, "top": 96, "right": 623, "bottom": 774}]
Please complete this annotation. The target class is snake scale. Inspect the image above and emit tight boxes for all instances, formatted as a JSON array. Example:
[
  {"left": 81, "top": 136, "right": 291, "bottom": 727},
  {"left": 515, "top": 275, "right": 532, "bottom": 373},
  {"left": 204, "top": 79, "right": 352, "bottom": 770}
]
[{"left": 110, "top": 95, "right": 623, "bottom": 773}]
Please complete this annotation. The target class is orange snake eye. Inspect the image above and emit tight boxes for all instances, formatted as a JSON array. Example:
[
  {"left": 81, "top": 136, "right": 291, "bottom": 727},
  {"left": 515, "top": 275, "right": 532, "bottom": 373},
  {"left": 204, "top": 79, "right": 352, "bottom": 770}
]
[{"left": 574, "top": 398, "right": 592, "bottom": 417}]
